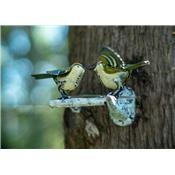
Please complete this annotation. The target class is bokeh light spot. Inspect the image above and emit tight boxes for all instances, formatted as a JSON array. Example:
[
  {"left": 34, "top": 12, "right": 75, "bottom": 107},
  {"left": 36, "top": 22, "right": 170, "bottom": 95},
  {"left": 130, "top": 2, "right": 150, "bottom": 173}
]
[{"left": 8, "top": 28, "right": 31, "bottom": 56}]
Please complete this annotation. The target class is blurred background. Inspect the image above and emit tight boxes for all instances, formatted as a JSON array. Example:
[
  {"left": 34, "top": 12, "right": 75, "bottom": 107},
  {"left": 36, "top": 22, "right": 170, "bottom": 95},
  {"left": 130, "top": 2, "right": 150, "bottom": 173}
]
[{"left": 1, "top": 26, "right": 69, "bottom": 148}]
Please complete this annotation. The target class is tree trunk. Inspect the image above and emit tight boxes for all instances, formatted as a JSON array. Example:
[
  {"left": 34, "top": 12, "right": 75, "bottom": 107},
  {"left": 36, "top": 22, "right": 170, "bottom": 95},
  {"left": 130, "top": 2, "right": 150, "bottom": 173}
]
[{"left": 64, "top": 26, "right": 175, "bottom": 148}]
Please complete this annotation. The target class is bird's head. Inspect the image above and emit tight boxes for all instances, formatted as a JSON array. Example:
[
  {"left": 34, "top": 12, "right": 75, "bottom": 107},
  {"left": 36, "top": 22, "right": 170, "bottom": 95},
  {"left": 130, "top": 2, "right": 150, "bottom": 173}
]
[
  {"left": 95, "top": 61, "right": 121, "bottom": 74},
  {"left": 86, "top": 61, "right": 104, "bottom": 71},
  {"left": 71, "top": 63, "right": 85, "bottom": 72},
  {"left": 94, "top": 61, "right": 105, "bottom": 71},
  {"left": 71, "top": 63, "right": 84, "bottom": 69},
  {"left": 71, "top": 62, "right": 83, "bottom": 67}
]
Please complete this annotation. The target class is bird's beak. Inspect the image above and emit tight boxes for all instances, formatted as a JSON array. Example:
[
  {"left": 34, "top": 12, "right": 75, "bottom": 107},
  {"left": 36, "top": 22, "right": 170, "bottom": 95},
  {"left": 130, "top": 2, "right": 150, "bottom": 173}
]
[{"left": 85, "top": 63, "right": 97, "bottom": 70}]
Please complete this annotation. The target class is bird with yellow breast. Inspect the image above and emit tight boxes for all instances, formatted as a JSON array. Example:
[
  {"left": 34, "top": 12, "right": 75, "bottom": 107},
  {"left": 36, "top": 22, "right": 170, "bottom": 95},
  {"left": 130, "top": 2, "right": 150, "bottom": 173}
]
[
  {"left": 32, "top": 63, "right": 85, "bottom": 99},
  {"left": 92, "top": 47, "right": 150, "bottom": 96}
]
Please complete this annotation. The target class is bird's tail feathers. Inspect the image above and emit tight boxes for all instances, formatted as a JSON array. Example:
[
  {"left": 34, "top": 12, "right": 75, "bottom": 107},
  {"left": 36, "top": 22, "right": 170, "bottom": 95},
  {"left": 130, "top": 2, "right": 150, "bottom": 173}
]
[
  {"left": 31, "top": 73, "right": 54, "bottom": 79},
  {"left": 124, "top": 60, "right": 150, "bottom": 71}
]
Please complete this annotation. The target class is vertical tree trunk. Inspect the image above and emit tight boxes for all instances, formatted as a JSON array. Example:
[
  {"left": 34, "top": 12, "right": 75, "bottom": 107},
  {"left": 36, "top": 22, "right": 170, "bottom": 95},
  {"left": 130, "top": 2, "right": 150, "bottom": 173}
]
[{"left": 64, "top": 26, "right": 175, "bottom": 148}]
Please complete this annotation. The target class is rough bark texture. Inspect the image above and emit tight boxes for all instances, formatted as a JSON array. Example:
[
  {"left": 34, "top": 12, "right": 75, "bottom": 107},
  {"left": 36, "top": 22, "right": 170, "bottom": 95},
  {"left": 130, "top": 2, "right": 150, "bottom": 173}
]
[{"left": 64, "top": 26, "right": 175, "bottom": 148}]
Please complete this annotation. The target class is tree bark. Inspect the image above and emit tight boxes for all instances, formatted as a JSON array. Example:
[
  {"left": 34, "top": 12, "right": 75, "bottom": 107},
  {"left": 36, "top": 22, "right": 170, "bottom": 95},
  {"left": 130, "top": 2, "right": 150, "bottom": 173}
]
[{"left": 64, "top": 26, "right": 175, "bottom": 148}]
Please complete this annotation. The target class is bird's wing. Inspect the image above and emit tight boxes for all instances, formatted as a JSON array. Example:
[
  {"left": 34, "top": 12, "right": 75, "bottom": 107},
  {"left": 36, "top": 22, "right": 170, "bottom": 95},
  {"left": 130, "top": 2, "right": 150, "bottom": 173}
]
[
  {"left": 47, "top": 67, "right": 71, "bottom": 76},
  {"left": 99, "top": 47, "right": 125, "bottom": 68},
  {"left": 32, "top": 67, "right": 71, "bottom": 79}
]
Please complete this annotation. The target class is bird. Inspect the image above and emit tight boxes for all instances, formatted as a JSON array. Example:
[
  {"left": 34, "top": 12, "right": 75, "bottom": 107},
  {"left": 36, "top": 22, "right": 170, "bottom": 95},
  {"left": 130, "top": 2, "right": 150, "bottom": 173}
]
[
  {"left": 31, "top": 63, "right": 85, "bottom": 99},
  {"left": 92, "top": 47, "right": 150, "bottom": 96}
]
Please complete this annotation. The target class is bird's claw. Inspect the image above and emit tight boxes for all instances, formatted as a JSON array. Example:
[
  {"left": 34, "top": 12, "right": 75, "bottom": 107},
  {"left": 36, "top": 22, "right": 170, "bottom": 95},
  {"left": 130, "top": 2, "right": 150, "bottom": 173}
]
[
  {"left": 112, "top": 87, "right": 123, "bottom": 98},
  {"left": 57, "top": 95, "right": 69, "bottom": 100}
]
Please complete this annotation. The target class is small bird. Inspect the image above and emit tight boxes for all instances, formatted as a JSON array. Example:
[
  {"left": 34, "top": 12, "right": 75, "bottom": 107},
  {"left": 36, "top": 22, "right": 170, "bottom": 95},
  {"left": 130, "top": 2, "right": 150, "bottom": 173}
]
[
  {"left": 93, "top": 47, "right": 150, "bottom": 95},
  {"left": 31, "top": 63, "right": 85, "bottom": 99}
]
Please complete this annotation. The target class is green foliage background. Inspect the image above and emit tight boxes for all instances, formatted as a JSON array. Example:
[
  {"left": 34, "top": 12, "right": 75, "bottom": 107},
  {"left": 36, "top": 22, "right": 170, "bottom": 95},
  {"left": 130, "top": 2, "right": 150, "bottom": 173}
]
[{"left": 1, "top": 26, "right": 69, "bottom": 148}]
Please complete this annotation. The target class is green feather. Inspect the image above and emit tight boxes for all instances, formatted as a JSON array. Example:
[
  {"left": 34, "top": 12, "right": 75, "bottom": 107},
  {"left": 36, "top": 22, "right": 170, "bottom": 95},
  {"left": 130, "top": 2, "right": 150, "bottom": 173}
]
[{"left": 99, "top": 47, "right": 125, "bottom": 68}]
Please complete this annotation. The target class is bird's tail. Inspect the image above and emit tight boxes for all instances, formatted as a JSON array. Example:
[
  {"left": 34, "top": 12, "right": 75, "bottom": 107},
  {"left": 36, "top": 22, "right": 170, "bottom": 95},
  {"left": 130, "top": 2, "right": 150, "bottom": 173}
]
[
  {"left": 124, "top": 60, "right": 150, "bottom": 71},
  {"left": 31, "top": 73, "right": 54, "bottom": 79}
]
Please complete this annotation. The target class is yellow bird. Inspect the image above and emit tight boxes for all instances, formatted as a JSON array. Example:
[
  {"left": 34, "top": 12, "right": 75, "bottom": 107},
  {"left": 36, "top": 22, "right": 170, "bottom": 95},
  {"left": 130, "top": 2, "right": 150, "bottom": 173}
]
[
  {"left": 32, "top": 63, "right": 85, "bottom": 99},
  {"left": 93, "top": 47, "right": 150, "bottom": 95}
]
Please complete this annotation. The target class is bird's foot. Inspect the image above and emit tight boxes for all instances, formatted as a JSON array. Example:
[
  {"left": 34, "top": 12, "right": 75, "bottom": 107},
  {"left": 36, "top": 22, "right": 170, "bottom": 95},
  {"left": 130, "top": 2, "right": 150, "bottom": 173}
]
[
  {"left": 108, "top": 91, "right": 113, "bottom": 95},
  {"left": 57, "top": 95, "right": 69, "bottom": 100},
  {"left": 112, "top": 87, "right": 123, "bottom": 98}
]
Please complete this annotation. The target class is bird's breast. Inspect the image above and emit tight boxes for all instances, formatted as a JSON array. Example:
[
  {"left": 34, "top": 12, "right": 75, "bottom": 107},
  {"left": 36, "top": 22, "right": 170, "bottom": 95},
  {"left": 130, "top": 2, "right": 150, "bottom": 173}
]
[
  {"left": 96, "top": 68, "right": 128, "bottom": 90},
  {"left": 57, "top": 67, "right": 85, "bottom": 91},
  {"left": 98, "top": 73, "right": 118, "bottom": 89}
]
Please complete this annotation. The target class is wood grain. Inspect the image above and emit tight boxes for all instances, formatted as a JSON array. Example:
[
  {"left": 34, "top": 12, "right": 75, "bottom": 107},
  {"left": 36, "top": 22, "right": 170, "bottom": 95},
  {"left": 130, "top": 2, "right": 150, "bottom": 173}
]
[{"left": 64, "top": 26, "right": 175, "bottom": 148}]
